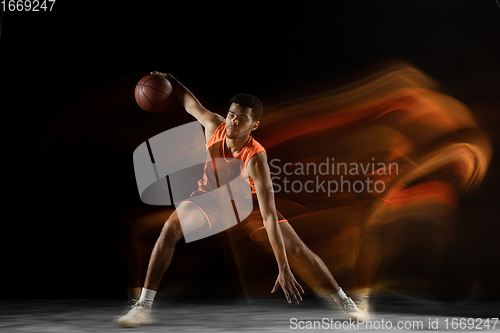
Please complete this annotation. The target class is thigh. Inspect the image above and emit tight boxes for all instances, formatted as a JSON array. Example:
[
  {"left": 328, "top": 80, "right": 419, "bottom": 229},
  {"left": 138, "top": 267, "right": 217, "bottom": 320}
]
[{"left": 173, "top": 202, "right": 210, "bottom": 236}]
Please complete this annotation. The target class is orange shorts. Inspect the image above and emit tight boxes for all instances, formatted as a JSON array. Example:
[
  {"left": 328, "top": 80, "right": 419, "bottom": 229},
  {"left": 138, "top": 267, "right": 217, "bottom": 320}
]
[{"left": 179, "top": 191, "right": 288, "bottom": 241}]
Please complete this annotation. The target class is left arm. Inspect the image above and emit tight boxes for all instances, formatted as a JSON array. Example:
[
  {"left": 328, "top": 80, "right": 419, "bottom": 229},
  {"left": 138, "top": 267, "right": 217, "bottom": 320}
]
[{"left": 247, "top": 152, "right": 304, "bottom": 304}]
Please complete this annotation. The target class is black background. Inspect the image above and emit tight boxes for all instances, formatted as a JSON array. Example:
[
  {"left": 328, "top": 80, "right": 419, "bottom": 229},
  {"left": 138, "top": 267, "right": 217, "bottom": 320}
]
[{"left": 1, "top": 1, "right": 499, "bottom": 299}]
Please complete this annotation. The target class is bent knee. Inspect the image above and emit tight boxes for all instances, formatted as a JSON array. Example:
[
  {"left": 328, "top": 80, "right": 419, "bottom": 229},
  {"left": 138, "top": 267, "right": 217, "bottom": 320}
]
[{"left": 160, "top": 215, "right": 184, "bottom": 245}]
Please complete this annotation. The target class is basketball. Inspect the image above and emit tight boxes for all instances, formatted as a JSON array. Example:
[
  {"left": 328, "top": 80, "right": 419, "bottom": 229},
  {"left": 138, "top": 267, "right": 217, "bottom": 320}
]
[{"left": 135, "top": 74, "right": 174, "bottom": 113}]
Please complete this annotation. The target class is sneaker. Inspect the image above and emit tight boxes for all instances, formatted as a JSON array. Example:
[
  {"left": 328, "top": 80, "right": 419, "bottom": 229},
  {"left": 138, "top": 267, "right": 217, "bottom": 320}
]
[
  {"left": 351, "top": 288, "right": 371, "bottom": 317},
  {"left": 117, "top": 300, "right": 153, "bottom": 328},
  {"left": 336, "top": 297, "right": 366, "bottom": 319}
]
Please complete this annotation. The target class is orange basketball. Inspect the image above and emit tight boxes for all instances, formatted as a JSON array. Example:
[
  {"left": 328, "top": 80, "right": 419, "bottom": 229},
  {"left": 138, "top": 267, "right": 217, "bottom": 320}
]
[{"left": 134, "top": 74, "right": 173, "bottom": 113}]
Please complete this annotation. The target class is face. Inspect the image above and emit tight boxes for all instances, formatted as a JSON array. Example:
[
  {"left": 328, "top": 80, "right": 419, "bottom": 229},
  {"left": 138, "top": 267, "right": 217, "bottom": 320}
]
[{"left": 226, "top": 103, "right": 260, "bottom": 139}]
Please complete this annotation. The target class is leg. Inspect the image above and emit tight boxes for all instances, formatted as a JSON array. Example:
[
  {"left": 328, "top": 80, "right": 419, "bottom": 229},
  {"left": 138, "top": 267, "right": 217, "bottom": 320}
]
[
  {"left": 278, "top": 222, "right": 340, "bottom": 295},
  {"left": 143, "top": 204, "right": 208, "bottom": 291},
  {"left": 278, "top": 222, "right": 365, "bottom": 319},
  {"left": 119, "top": 205, "right": 174, "bottom": 299},
  {"left": 118, "top": 204, "right": 208, "bottom": 328}
]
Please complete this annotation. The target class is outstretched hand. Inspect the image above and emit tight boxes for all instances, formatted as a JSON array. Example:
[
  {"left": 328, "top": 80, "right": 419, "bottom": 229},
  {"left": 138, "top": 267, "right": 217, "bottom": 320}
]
[{"left": 271, "top": 267, "right": 305, "bottom": 304}]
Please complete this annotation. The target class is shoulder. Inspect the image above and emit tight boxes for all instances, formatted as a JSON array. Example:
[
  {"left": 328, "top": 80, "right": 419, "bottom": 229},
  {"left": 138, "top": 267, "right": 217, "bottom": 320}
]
[
  {"left": 244, "top": 136, "right": 267, "bottom": 166},
  {"left": 242, "top": 136, "right": 266, "bottom": 162},
  {"left": 249, "top": 136, "right": 266, "bottom": 153},
  {"left": 248, "top": 150, "right": 267, "bottom": 164},
  {"left": 205, "top": 117, "right": 226, "bottom": 143},
  {"left": 205, "top": 111, "right": 225, "bottom": 127},
  {"left": 247, "top": 151, "right": 269, "bottom": 178}
]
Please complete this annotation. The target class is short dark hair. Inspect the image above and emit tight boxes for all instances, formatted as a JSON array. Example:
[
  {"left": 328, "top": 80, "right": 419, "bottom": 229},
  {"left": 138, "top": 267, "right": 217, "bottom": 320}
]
[{"left": 229, "top": 93, "right": 263, "bottom": 121}]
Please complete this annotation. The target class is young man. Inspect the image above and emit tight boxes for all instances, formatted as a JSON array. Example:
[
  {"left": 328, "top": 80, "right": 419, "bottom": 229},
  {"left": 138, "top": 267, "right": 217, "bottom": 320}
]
[{"left": 118, "top": 72, "right": 365, "bottom": 328}]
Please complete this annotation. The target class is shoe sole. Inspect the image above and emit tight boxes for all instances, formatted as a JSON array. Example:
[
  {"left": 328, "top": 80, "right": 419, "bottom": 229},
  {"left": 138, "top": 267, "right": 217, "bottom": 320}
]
[{"left": 117, "top": 318, "right": 152, "bottom": 328}]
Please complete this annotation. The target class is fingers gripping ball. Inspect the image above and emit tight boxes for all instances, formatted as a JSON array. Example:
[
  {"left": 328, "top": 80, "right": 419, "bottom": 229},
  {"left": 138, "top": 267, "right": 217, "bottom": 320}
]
[{"left": 135, "top": 74, "right": 173, "bottom": 113}]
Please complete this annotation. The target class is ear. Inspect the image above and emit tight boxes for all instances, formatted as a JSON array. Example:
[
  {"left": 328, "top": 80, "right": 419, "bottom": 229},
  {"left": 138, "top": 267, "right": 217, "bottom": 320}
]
[{"left": 251, "top": 121, "right": 260, "bottom": 131}]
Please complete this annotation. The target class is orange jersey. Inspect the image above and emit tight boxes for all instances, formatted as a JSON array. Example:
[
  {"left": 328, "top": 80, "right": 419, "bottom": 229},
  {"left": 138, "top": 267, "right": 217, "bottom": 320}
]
[{"left": 197, "top": 122, "right": 266, "bottom": 194}]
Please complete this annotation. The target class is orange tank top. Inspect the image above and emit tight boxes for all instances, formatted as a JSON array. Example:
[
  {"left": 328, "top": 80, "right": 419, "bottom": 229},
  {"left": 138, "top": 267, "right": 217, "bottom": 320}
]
[{"left": 197, "top": 122, "right": 266, "bottom": 194}]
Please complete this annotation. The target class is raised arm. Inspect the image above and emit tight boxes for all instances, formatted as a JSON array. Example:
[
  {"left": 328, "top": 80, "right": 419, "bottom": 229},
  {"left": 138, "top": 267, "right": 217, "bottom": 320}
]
[
  {"left": 151, "top": 72, "right": 224, "bottom": 138},
  {"left": 247, "top": 152, "right": 304, "bottom": 304}
]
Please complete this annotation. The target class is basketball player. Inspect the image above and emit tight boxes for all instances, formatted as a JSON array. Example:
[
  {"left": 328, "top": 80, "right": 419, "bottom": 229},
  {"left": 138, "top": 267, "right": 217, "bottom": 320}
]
[{"left": 118, "top": 72, "right": 365, "bottom": 327}]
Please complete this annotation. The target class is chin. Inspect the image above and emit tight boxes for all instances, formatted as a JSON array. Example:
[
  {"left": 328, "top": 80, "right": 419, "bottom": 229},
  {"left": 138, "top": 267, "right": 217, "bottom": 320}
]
[{"left": 226, "top": 129, "right": 238, "bottom": 139}]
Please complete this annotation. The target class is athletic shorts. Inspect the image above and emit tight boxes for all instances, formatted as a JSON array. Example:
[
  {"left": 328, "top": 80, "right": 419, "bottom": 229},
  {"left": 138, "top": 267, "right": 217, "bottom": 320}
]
[{"left": 178, "top": 190, "right": 288, "bottom": 241}]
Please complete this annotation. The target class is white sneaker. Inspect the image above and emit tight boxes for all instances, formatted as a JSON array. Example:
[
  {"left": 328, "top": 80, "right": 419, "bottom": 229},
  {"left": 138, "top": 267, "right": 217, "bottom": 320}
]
[
  {"left": 117, "top": 300, "right": 153, "bottom": 328},
  {"left": 351, "top": 288, "right": 371, "bottom": 318},
  {"left": 336, "top": 297, "right": 366, "bottom": 319}
]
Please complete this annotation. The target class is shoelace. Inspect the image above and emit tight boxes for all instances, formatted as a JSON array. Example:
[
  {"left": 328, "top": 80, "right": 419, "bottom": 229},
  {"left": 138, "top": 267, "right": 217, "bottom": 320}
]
[
  {"left": 340, "top": 299, "right": 357, "bottom": 312},
  {"left": 126, "top": 301, "right": 149, "bottom": 315}
]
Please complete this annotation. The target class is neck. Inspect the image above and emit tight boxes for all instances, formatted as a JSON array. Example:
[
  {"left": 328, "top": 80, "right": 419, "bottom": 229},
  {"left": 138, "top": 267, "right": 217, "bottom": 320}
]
[{"left": 225, "top": 135, "right": 250, "bottom": 157}]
